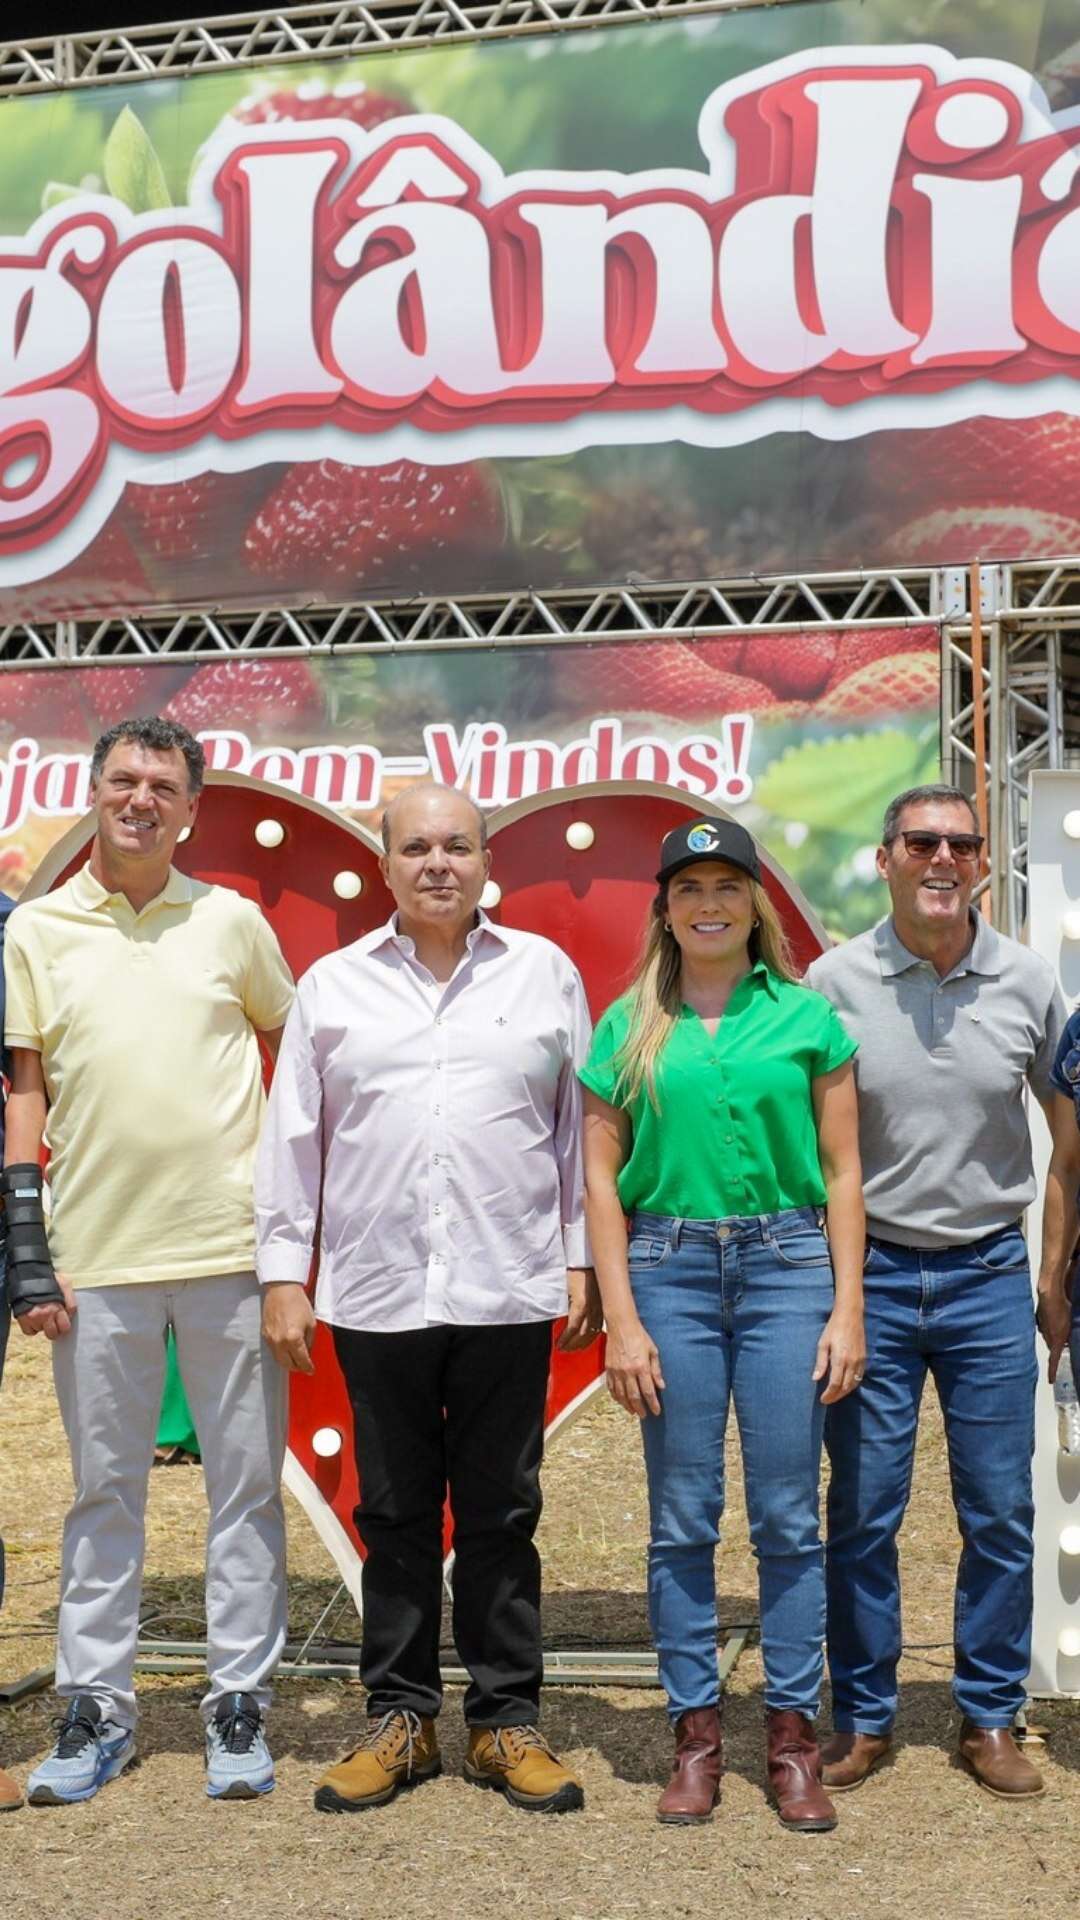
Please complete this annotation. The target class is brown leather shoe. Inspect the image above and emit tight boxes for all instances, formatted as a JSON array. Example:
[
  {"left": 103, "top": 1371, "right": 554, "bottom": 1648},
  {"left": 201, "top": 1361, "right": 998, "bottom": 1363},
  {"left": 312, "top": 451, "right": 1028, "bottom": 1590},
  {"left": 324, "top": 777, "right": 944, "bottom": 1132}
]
[
  {"left": 820, "top": 1730, "right": 892, "bottom": 1791},
  {"left": 313, "top": 1709, "right": 441, "bottom": 1812},
  {"left": 656, "top": 1707, "right": 723, "bottom": 1824},
  {"left": 0, "top": 1765, "right": 22, "bottom": 1812},
  {"left": 766, "top": 1710, "right": 838, "bottom": 1832},
  {"left": 958, "top": 1720, "right": 1045, "bottom": 1799}
]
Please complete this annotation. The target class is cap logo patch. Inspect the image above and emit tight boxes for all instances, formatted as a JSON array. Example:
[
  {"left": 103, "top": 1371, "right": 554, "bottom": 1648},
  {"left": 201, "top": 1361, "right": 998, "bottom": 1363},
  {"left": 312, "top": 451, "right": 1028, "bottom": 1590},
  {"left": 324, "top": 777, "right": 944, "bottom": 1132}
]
[{"left": 686, "top": 823, "right": 721, "bottom": 853}]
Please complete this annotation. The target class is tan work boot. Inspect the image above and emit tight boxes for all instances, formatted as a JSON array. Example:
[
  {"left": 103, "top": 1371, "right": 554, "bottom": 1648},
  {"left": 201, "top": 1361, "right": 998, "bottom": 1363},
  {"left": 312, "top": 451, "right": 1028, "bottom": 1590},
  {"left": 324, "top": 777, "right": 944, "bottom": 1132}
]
[
  {"left": 464, "top": 1725, "right": 584, "bottom": 1813},
  {"left": 313, "top": 1709, "right": 441, "bottom": 1813},
  {"left": 958, "top": 1720, "right": 1045, "bottom": 1799},
  {"left": 0, "top": 1765, "right": 22, "bottom": 1812}
]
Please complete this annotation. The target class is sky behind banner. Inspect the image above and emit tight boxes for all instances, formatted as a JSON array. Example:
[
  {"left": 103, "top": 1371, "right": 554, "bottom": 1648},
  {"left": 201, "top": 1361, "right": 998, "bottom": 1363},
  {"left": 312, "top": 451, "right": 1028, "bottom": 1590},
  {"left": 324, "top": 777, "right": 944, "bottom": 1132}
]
[{"left": 0, "top": 633, "right": 940, "bottom": 936}]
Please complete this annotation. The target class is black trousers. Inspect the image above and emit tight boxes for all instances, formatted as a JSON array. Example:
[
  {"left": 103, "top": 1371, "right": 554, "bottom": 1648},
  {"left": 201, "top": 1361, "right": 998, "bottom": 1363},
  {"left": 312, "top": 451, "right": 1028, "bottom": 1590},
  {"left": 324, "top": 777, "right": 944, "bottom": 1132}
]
[{"left": 333, "top": 1319, "right": 553, "bottom": 1725}]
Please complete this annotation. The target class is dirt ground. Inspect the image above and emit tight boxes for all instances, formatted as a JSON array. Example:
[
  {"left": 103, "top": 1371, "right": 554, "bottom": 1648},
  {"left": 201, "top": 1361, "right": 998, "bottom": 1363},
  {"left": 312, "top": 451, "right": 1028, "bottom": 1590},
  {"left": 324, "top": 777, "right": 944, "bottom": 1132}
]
[{"left": 3, "top": 1333, "right": 1080, "bottom": 1920}]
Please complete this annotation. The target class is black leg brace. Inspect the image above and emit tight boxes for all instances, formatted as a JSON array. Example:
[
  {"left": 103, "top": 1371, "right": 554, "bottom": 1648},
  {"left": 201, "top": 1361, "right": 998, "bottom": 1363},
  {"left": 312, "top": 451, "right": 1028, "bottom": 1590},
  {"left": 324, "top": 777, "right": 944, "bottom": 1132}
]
[{"left": 0, "top": 1163, "right": 63, "bottom": 1318}]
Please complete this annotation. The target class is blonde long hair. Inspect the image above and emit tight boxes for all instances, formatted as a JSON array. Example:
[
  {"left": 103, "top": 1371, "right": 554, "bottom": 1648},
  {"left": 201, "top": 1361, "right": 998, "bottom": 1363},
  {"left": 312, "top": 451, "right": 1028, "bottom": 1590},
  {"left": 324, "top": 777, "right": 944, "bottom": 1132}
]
[{"left": 614, "top": 876, "right": 798, "bottom": 1109}]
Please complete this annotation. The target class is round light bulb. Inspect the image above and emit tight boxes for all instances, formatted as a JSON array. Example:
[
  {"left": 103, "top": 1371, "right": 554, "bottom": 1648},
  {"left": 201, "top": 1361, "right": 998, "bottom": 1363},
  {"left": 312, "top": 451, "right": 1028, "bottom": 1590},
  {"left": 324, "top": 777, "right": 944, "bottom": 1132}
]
[
  {"left": 255, "top": 818, "right": 285, "bottom": 849},
  {"left": 1060, "top": 1626, "right": 1080, "bottom": 1658},
  {"left": 1063, "top": 909, "right": 1080, "bottom": 942},
  {"left": 177, "top": 826, "right": 192, "bottom": 844},
  {"left": 480, "top": 880, "right": 502, "bottom": 910},
  {"left": 565, "top": 821, "right": 595, "bottom": 851},
  {"left": 1065, "top": 811, "right": 1080, "bottom": 841},
  {"left": 1062, "top": 1526, "right": 1080, "bottom": 1557},
  {"left": 312, "top": 1427, "right": 343, "bottom": 1459},
  {"left": 332, "top": 870, "right": 363, "bottom": 901}
]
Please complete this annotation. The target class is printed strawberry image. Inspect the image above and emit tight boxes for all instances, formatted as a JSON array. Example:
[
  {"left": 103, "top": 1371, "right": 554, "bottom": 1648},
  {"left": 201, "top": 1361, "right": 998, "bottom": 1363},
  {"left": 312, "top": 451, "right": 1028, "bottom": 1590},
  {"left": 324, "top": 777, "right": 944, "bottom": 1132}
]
[
  {"left": 557, "top": 642, "right": 775, "bottom": 719},
  {"left": 79, "top": 664, "right": 189, "bottom": 728},
  {"left": 739, "top": 628, "right": 939, "bottom": 703},
  {"left": 230, "top": 79, "right": 413, "bottom": 132},
  {"left": 890, "top": 506, "right": 1080, "bottom": 567},
  {"left": 864, "top": 416, "right": 1080, "bottom": 567},
  {"left": 869, "top": 415, "right": 1080, "bottom": 522},
  {"left": 243, "top": 459, "right": 506, "bottom": 595},
  {"left": 4, "top": 517, "right": 153, "bottom": 626},
  {"left": 125, "top": 474, "right": 268, "bottom": 567},
  {"left": 818, "top": 653, "right": 941, "bottom": 722},
  {"left": 741, "top": 632, "right": 841, "bottom": 700},
  {"left": 164, "top": 658, "right": 326, "bottom": 734},
  {"left": 0, "top": 671, "right": 87, "bottom": 743},
  {"left": 823, "top": 630, "right": 937, "bottom": 693}
]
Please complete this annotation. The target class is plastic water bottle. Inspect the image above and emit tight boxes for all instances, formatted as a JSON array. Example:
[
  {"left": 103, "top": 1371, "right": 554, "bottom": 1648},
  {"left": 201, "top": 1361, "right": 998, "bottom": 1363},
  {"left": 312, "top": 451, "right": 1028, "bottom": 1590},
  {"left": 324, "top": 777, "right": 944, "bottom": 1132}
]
[{"left": 1055, "top": 1351, "right": 1080, "bottom": 1456}]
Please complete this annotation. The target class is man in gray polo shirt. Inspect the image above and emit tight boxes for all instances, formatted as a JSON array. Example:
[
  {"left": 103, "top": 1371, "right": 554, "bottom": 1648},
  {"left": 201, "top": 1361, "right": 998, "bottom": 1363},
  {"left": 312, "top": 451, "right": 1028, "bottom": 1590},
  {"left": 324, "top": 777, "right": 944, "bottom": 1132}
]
[{"left": 806, "top": 783, "right": 1079, "bottom": 1798}]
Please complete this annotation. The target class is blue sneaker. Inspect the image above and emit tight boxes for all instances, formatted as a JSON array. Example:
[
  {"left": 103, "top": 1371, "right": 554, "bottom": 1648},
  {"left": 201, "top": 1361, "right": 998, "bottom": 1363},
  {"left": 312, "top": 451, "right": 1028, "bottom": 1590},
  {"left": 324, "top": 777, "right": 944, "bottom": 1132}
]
[
  {"left": 27, "top": 1695, "right": 135, "bottom": 1805},
  {"left": 205, "top": 1693, "right": 274, "bottom": 1800}
]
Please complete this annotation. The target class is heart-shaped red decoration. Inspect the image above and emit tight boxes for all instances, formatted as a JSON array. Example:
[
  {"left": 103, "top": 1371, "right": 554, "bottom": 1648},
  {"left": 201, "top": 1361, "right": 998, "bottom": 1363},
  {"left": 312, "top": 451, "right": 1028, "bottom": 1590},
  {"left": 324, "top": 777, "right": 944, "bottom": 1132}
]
[{"left": 31, "top": 776, "right": 827, "bottom": 1606}]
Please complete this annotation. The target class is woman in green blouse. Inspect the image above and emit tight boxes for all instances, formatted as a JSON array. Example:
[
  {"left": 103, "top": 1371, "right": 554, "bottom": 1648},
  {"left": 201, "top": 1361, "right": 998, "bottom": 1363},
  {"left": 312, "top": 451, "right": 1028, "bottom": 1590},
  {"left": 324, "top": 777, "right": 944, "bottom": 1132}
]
[{"left": 580, "top": 817, "right": 864, "bottom": 1833}]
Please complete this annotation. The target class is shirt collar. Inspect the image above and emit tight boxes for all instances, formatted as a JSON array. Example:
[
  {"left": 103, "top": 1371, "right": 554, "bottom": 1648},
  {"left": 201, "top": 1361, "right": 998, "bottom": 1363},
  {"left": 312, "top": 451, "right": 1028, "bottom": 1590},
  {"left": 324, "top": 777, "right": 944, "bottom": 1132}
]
[
  {"left": 70, "top": 862, "right": 192, "bottom": 914},
  {"left": 751, "top": 958, "right": 781, "bottom": 999},
  {"left": 374, "top": 908, "right": 508, "bottom": 960},
  {"left": 875, "top": 911, "right": 1000, "bottom": 981},
  {"left": 683, "top": 960, "right": 778, "bottom": 1012}
]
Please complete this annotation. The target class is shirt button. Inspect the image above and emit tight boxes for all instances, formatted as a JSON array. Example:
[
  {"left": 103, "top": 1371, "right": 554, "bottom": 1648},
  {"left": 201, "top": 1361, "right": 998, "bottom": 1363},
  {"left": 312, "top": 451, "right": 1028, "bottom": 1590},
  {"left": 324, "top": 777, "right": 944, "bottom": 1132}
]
[
  {"left": 724, "top": 1135, "right": 734, "bottom": 1145},
  {"left": 435, "top": 1016, "right": 443, "bottom": 1026},
  {"left": 435, "top": 1060, "right": 443, "bottom": 1071},
  {"left": 433, "top": 1105, "right": 440, "bottom": 1116},
  {"left": 432, "top": 1154, "right": 439, "bottom": 1167},
  {"left": 434, "top": 1205, "right": 442, "bottom": 1216}
]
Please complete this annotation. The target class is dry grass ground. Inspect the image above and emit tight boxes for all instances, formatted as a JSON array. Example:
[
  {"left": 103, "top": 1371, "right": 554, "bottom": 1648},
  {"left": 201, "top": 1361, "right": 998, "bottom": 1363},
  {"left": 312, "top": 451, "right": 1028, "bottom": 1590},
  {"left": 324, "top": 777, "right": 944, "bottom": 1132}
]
[{"left": 3, "top": 1332, "right": 1080, "bottom": 1920}]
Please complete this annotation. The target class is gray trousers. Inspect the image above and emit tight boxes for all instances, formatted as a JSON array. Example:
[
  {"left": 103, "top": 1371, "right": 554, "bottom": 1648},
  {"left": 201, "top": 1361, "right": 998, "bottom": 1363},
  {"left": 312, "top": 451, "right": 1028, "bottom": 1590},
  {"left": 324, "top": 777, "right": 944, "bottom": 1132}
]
[{"left": 51, "top": 1271, "right": 287, "bottom": 1731}]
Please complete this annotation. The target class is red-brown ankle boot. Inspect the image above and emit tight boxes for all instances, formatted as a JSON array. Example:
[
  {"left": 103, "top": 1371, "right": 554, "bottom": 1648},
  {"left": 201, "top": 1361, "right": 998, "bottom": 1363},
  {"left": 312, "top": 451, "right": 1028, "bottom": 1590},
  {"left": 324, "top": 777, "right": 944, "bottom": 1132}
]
[
  {"left": 656, "top": 1707, "right": 723, "bottom": 1824},
  {"left": 765, "top": 1710, "right": 837, "bottom": 1832}
]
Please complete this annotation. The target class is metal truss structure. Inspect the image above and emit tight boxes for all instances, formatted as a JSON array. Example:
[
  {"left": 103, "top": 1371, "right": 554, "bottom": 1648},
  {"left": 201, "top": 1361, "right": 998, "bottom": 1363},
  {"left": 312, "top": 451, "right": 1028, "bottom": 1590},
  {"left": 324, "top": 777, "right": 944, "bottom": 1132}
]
[
  {"left": 0, "top": 0, "right": 1073, "bottom": 929},
  {"left": 0, "top": 0, "right": 793, "bottom": 95},
  {"left": 0, "top": 565, "right": 938, "bottom": 664},
  {"left": 942, "top": 562, "right": 1079, "bottom": 938},
  {"left": 0, "top": 557, "right": 1074, "bottom": 934}
]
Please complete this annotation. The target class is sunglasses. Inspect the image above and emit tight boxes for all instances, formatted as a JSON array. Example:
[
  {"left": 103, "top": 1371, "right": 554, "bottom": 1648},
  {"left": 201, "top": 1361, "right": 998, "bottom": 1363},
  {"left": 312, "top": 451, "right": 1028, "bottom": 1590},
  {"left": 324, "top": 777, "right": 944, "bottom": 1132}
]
[{"left": 894, "top": 830, "right": 984, "bottom": 862}]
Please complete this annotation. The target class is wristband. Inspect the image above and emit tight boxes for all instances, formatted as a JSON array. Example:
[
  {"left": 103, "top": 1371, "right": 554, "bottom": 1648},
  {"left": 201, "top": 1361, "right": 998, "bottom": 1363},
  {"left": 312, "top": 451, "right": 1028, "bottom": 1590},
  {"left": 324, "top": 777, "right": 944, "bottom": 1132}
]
[{"left": 1, "top": 1163, "right": 63, "bottom": 1318}]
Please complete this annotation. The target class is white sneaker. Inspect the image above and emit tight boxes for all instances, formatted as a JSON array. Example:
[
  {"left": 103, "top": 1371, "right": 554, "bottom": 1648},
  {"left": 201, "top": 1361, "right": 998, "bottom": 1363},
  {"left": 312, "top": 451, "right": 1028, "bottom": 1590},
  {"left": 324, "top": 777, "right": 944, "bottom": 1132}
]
[
  {"left": 205, "top": 1693, "right": 275, "bottom": 1799},
  {"left": 27, "top": 1694, "right": 135, "bottom": 1805}
]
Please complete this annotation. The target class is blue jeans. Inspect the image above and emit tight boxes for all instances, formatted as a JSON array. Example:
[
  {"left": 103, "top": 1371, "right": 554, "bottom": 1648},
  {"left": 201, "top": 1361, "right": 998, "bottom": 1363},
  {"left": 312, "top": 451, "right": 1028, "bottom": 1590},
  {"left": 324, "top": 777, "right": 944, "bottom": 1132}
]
[
  {"left": 825, "top": 1226, "right": 1037, "bottom": 1733},
  {"left": 628, "top": 1207, "right": 834, "bottom": 1719}
]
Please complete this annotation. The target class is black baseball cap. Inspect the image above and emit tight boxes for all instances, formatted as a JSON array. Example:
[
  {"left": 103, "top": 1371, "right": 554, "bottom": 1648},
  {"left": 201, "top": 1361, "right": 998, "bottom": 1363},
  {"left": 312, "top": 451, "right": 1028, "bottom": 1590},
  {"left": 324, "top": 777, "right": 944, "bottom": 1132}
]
[{"left": 657, "top": 818, "right": 761, "bottom": 885}]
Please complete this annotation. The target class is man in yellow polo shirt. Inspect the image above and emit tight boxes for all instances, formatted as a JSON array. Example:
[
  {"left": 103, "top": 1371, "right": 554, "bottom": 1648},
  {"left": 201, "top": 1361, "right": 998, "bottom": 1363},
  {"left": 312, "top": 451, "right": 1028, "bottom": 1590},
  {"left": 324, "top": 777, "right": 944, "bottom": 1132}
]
[{"left": 3, "top": 717, "right": 294, "bottom": 1806}]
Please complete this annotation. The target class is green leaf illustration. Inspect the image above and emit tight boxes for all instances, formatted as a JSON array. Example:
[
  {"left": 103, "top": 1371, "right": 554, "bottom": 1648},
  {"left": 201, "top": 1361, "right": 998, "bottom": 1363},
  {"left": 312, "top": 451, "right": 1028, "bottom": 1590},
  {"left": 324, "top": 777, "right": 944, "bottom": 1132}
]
[
  {"left": 41, "top": 181, "right": 83, "bottom": 210},
  {"left": 104, "top": 107, "right": 172, "bottom": 213},
  {"left": 754, "top": 728, "right": 939, "bottom": 833}
]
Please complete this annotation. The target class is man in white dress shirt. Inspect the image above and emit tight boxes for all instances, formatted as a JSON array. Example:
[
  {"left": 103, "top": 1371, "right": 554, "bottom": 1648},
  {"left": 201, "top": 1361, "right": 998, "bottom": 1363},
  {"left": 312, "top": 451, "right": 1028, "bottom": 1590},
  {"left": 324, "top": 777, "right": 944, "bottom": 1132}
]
[{"left": 256, "top": 783, "right": 599, "bottom": 1815}]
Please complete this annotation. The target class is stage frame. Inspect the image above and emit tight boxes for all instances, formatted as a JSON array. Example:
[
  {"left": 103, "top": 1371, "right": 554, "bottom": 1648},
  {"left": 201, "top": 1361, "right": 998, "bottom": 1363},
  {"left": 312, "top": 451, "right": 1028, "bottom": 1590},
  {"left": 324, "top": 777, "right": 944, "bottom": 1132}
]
[
  {"left": 1, "top": 557, "right": 1075, "bottom": 937},
  {"left": 0, "top": 0, "right": 801, "bottom": 95}
]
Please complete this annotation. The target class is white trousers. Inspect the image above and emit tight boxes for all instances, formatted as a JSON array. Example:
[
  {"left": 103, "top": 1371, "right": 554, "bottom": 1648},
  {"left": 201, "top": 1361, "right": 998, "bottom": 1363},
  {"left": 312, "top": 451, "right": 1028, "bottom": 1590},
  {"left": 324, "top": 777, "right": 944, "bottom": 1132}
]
[{"left": 51, "top": 1271, "right": 287, "bottom": 1731}]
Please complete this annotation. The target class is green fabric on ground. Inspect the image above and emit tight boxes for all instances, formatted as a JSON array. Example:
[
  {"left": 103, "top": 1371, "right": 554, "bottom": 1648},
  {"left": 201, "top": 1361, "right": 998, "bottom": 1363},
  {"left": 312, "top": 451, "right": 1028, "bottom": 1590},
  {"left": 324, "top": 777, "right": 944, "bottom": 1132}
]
[{"left": 156, "top": 1333, "right": 199, "bottom": 1455}]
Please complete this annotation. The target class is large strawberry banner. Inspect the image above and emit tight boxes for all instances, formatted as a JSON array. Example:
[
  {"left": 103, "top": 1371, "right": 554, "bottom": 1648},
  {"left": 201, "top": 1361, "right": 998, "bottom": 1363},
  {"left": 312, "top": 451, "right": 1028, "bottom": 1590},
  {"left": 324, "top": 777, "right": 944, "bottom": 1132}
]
[
  {"left": 0, "top": 627, "right": 939, "bottom": 937},
  {"left": 0, "top": 0, "right": 1078, "bottom": 620}
]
